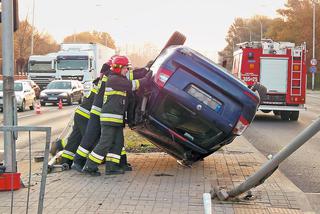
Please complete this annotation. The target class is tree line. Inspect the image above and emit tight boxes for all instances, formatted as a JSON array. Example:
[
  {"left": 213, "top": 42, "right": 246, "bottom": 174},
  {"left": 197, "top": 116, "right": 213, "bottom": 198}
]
[
  {"left": 218, "top": 0, "right": 319, "bottom": 73},
  {"left": 0, "top": 19, "right": 155, "bottom": 75}
]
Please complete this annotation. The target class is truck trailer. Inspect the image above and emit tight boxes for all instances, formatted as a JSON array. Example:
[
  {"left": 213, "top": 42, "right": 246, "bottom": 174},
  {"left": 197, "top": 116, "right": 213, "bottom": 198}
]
[{"left": 232, "top": 39, "right": 307, "bottom": 121}]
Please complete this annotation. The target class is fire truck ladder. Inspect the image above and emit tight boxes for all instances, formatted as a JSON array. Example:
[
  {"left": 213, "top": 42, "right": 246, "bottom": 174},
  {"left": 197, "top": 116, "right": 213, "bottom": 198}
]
[{"left": 290, "top": 49, "right": 303, "bottom": 96}]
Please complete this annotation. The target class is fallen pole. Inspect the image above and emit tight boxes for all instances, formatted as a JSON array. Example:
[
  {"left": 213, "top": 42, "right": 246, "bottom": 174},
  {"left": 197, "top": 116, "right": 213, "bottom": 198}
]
[{"left": 212, "top": 116, "right": 320, "bottom": 200}]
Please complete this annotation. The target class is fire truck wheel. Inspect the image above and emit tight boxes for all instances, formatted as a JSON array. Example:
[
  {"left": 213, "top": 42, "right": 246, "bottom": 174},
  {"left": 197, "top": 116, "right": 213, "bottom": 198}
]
[
  {"left": 290, "top": 111, "right": 299, "bottom": 121},
  {"left": 273, "top": 110, "right": 280, "bottom": 116},
  {"left": 280, "top": 111, "right": 290, "bottom": 121}
]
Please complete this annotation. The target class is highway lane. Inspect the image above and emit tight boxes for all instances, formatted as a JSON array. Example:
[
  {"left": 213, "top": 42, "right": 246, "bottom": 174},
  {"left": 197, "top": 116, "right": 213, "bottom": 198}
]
[{"left": 0, "top": 105, "right": 76, "bottom": 160}]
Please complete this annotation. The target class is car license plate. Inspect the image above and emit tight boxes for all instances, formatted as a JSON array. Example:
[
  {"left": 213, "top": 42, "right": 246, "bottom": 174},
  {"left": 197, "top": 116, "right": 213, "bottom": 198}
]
[{"left": 48, "top": 97, "right": 57, "bottom": 101}]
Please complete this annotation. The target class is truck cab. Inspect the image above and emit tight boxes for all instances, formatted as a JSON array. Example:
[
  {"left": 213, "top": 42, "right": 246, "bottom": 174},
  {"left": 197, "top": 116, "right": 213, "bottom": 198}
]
[
  {"left": 27, "top": 54, "right": 57, "bottom": 89},
  {"left": 56, "top": 43, "right": 115, "bottom": 96}
]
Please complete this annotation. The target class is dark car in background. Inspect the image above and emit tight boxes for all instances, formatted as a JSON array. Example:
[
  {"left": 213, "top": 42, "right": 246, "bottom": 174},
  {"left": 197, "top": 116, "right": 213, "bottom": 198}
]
[
  {"left": 130, "top": 46, "right": 260, "bottom": 166},
  {"left": 40, "top": 80, "right": 83, "bottom": 106}
]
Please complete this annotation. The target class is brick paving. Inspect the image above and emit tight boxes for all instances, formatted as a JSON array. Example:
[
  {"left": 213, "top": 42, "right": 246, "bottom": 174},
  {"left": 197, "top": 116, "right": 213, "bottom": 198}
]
[{"left": 0, "top": 136, "right": 315, "bottom": 213}]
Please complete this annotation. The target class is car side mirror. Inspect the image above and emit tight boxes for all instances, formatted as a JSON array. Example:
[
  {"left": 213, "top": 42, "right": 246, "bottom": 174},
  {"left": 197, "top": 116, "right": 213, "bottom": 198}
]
[{"left": 72, "top": 86, "right": 76, "bottom": 90}]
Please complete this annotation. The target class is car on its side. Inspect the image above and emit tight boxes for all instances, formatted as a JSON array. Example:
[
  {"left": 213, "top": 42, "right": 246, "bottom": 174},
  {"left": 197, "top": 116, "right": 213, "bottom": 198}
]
[
  {"left": 20, "top": 79, "right": 41, "bottom": 99},
  {"left": 40, "top": 80, "right": 83, "bottom": 106},
  {"left": 0, "top": 80, "right": 36, "bottom": 112},
  {"left": 129, "top": 46, "right": 260, "bottom": 166}
]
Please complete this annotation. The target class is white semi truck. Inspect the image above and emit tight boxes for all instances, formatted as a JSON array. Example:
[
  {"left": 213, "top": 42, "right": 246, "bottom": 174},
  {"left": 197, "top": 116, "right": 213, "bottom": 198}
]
[
  {"left": 55, "top": 43, "right": 115, "bottom": 95},
  {"left": 27, "top": 53, "right": 57, "bottom": 89}
]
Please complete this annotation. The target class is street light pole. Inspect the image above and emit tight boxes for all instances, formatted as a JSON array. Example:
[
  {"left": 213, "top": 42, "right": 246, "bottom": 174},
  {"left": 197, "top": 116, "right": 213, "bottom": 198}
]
[
  {"left": 259, "top": 20, "right": 263, "bottom": 40},
  {"left": 312, "top": 0, "right": 316, "bottom": 90},
  {"left": 30, "top": 0, "right": 35, "bottom": 55},
  {"left": 237, "top": 26, "right": 252, "bottom": 42}
]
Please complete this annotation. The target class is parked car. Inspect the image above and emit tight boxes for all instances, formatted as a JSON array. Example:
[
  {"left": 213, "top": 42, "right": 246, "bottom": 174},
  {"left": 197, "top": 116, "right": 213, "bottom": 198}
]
[
  {"left": 40, "top": 80, "right": 83, "bottom": 106},
  {"left": 20, "top": 79, "right": 41, "bottom": 99},
  {"left": 0, "top": 80, "right": 36, "bottom": 112},
  {"left": 129, "top": 46, "right": 260, "bottom": 166}
]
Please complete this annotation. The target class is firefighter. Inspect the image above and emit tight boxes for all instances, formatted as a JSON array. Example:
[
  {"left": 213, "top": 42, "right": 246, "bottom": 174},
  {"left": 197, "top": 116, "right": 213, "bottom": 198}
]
[
  {"left": 82, "top": 55, "right": 151, "bottom": 176},
  {"left": 72, "top": 62, "right": 150, "bottom": 172},
  {"left": 56, "top": 63, "right": 111, "bottom": 168}
]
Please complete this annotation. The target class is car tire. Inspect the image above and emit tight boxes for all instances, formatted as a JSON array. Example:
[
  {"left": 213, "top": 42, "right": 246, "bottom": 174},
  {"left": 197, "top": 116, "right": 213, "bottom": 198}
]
[
  {"left": 29, "top": 98, "right": 36, "bottom": 110},
  {"left": 78, "top": 95, "right": 83, "bottom": 104},
  {"left": 160, "top": 31, "right": 187, "bottom": 53},
  {"left": 40, "top": 102, "right": 46, "bottom": 106},
  {"left": 251, "top": 82, "right": 267, "bottom": 101},
  {"left": 67, "top": 96, "right": 73, "bottom": 106},
  {"left": 290, "top": 111, "right": 299, "bottom": 121},
  {"left": 19, "top": 100, "right": 26, "bottom": 112}
]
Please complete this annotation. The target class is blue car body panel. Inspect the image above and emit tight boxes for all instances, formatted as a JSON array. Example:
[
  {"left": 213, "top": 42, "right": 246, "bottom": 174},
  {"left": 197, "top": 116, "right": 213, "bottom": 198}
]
[{"left": 132, "top": 46, "right": 259, "bottom": 164}]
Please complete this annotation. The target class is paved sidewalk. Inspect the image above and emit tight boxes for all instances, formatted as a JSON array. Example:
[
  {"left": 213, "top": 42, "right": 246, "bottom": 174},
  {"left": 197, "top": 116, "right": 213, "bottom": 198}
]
[{"left": 0, "top": 136, "right": 315, "bottom": 214}]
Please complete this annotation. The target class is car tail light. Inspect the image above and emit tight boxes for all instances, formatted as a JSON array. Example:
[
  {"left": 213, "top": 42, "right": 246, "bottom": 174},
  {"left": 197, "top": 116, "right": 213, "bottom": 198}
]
[
  {"left": 233, "top": 115, "right": 249, "bottom": 135},
  {"left": 154, "top": 67, "right": 173, "bottom": 88}
]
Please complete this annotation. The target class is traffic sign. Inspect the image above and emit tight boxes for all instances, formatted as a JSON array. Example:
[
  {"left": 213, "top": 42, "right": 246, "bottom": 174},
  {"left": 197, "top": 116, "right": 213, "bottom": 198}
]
[
  {"left": 311, "top": 58, "right": 317, "bottom": 66},
  {"left": 310, "top": 66, "right": 317, "bottom": 73}
]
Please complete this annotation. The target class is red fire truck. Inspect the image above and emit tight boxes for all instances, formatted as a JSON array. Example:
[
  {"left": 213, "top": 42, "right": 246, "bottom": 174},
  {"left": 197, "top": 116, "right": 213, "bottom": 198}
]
[{"left": 232, "top": 39, "right": 306, "bottom": 121}]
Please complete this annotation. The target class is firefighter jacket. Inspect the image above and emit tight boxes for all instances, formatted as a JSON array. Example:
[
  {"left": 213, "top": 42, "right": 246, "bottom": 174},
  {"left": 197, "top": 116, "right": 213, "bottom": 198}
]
[
  {"left": 75, "top": 78, "right": 100, "bottom": 119},
  {"left": 100, "top": 71, "right": 151, "bottom": 126}
]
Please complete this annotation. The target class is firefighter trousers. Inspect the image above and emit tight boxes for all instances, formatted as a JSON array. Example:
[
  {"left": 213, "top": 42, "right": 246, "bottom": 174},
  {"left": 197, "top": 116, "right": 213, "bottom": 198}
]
[
  {"left": 73, "top": 113, "right": 101, "bottom": 166},
  {"left": 85, "top": 125, "right": 123, "bottom": 170},
  {"left": 60, "top": 114, "right": 88, "bottom": 167}
]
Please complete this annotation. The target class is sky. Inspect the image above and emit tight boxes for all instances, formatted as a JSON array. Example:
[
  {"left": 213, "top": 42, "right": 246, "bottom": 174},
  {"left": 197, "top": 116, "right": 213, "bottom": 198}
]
[{"left": 19, "top": 0, "right": 286, "bottom": 60}]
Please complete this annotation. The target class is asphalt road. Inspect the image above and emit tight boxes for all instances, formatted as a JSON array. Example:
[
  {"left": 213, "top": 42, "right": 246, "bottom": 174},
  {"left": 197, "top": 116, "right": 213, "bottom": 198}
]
[
  {"left": 0, "top": 104, "right": 76, "bottom": 161},
  {"left": 243, "top": 93, "right": 320, "bottom": 213}
]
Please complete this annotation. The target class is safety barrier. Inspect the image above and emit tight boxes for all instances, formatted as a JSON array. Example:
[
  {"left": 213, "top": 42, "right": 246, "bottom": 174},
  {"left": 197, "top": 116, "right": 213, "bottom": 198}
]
[{"left": 0, "top": 126, "right": 51, "bottom": 214}]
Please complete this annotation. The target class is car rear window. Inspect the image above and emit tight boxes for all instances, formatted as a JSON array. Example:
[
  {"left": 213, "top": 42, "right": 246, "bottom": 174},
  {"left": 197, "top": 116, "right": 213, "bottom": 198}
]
[
  {"left": 154, "top": 95, "right": 226, "bottom": 149},
  {"left": 47, "top": 81, "right": 71, "bottom": 89},
  {"left": 0, "top": 82, "right": 23, "bottom": 91}
]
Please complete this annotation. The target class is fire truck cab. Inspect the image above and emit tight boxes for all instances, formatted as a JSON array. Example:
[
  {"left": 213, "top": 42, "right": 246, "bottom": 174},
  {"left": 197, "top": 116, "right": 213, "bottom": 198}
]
[{"left": 232, "top": 39, "right": 306, "bottom": 121}]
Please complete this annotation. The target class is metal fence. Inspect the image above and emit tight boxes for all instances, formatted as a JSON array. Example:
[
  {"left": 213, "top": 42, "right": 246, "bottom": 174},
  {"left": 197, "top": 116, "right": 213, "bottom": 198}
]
[{"left": 0, "top": 126, "right": 51, "bottom": 214}]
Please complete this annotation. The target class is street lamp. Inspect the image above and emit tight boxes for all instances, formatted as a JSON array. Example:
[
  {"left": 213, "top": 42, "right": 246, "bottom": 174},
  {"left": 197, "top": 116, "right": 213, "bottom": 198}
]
[
  {"left": 30, "top": 0, "right": 35, "bottom": 55},
  {"left": 236, "top": 26, "right": 252, "bottom": 42},
  {"left": 258, "top": 20, "right": 263, "bottom": 40},
  {"left": 312, "top": 0, "right": 318, "bottom": 90}
]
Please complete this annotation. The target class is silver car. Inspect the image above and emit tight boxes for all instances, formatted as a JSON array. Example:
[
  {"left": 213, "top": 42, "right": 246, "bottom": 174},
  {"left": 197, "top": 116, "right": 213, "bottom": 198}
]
[{"left": 0, "top": 80, "right": 36, "bottom": 112}]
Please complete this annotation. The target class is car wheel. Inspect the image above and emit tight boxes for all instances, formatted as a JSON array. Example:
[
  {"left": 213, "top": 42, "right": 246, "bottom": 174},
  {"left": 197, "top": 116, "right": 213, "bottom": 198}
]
[
  {"left": 290, "top": 111, "right": 299, "bottom": 121},
  {"left": 29, "top": 98, "right": 36, "bottom": 110},
  {"left": 160, "top": 31, "right": 187, "bottom": 53},
  {"left": 19, "top": 100, "right": 26, "bottom": 112},
  {"left": 40, "top": 102, "right": 46, "bottom": 106},
  {"left": 67, "top": 96, "right": 73, "bottom": 105},
  {"left": 78, "top": 95, "right": 83, "bottom": 104},
  {"left": 251, "top": 83, "right": 267, "bottom": 101}
]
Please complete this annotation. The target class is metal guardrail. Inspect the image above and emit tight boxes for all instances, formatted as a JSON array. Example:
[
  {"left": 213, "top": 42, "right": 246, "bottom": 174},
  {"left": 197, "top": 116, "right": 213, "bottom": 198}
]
[{"left": 0, "top": 126, "right": 51, "bottom": 214}]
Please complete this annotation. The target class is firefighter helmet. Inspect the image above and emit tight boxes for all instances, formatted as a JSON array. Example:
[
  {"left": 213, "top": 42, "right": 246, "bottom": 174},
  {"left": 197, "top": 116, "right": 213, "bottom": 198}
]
[
  {"left": 111, "top": 56, "right": 130, "bottom": 74},
  {"left": 107, "top": 55, "right": 118, "bottom": 66}
]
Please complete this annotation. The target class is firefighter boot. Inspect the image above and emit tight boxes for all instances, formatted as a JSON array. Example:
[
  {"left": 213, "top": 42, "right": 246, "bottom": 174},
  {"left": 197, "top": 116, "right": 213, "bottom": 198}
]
[
  {"left": 71, "top": 155, "right": 87, "bottom": 172},
  {"left": 105, "top": 161, "right": 124, "bottom": 175},
  {"left": 82, "top": 160, "right": 101, "bottom": 176},
  {"left": 120, "top": 154, "right": 132, "bottom": 171},
  {"left": 60, "top": 158, "right": 73, "bottom": 170}
]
